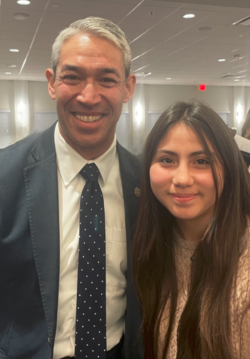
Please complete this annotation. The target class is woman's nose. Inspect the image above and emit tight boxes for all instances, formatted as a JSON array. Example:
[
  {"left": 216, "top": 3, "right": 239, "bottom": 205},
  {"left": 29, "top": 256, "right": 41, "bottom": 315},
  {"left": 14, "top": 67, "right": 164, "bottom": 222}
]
[{"left": 172, "top": 164, "right": 194, "bottom": 187}]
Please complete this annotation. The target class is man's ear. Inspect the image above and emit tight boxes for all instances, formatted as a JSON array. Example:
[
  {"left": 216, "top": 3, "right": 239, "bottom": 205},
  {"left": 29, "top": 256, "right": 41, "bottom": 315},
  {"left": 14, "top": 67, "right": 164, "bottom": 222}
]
[
  {"left": 45, "top": 68, "right": 56, "bottom": 100},
  {"left": 124, "top": 73, "right": 136, "bottom": 103}
]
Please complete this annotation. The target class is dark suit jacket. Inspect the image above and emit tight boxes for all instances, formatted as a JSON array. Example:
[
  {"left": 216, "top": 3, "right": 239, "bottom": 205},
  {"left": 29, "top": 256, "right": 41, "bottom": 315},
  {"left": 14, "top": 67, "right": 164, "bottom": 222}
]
[
  {"left": 0, "top": 124, "right": 142, "bottom": 359},
  {"left": 241, "top": 150, "right": 250, "bottom": 167}
]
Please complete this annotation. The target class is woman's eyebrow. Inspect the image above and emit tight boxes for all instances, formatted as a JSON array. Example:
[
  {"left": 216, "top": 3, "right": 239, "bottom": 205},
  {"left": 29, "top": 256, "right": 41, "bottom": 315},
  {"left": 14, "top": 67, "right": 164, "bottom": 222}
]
[
  {"left": 156, "top": 149, "right": 210, "bottom": 157},
  {"left": 157, "top": 150, "right": 177, "bottom": 156}
]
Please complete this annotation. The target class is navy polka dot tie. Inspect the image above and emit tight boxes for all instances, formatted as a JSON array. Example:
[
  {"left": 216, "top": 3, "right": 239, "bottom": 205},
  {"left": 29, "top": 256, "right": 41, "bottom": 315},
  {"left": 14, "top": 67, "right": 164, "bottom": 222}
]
[{"left": 75, "top": 163, "right": 106, "bottom": 359}]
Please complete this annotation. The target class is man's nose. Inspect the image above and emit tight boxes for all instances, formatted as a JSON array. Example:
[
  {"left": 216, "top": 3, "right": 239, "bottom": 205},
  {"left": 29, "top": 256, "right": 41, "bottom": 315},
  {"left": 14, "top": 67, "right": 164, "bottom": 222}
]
[
  {"left": 172, "top": 164, "right": 194, "bottom": 187},
  {"left": 76, "top": 81, "right": 102, "bottom": 106}
]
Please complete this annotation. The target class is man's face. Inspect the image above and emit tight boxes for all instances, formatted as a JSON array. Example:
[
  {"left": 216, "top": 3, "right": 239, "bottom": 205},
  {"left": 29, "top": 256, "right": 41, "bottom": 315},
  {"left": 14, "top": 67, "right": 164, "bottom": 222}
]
[{"left": 46, "top": 33, "right": 135, "bottom": 159}]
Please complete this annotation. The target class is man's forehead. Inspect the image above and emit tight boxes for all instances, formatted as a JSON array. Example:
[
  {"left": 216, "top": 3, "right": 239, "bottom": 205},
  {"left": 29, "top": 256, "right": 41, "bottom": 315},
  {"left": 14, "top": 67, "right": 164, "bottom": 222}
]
[
  {"left": 57, "top": 33, "right": 125, "bottom": 75},
  {"left": 61, "top": 32, "right": 119, "bottom": 53}
]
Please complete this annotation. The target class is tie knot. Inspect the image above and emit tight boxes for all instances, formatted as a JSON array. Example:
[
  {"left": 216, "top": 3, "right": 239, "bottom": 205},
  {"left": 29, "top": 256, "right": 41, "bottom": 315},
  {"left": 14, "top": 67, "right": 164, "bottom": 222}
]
[{"left": 80, "top": 163, "right": 100, "bottom": 182}]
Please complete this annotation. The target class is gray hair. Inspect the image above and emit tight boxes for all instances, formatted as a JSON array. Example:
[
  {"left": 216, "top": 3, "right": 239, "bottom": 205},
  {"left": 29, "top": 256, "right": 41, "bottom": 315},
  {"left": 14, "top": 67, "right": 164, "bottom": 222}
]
[{"left": 51, "top": 17, "right": 131, "bottom": 79}]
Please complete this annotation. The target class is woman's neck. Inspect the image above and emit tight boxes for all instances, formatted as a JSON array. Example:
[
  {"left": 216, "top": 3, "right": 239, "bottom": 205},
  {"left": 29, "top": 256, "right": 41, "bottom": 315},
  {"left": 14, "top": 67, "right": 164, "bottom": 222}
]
[{"left": 175, "top": 218, "right": 209, "bottom": 243}]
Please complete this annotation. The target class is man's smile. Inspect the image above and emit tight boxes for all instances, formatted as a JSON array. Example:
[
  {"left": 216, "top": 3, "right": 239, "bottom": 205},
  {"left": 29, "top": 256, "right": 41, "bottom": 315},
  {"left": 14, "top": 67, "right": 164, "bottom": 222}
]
[{"left": 74, "top": 113, "right": 103, "bottom": 123}]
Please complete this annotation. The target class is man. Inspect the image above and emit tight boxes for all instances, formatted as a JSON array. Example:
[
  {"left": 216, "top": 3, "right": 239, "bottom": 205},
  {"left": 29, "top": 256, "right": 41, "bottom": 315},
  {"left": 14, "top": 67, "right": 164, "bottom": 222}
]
[
  {"left": 234, "top": 132, "right": 250, "bottom": 167},
  {"left": 229, "top": 127, "right": 250, "bottom": 166},
  {"left": 0, "top": 17, "right": 142, "bottom": 359}
]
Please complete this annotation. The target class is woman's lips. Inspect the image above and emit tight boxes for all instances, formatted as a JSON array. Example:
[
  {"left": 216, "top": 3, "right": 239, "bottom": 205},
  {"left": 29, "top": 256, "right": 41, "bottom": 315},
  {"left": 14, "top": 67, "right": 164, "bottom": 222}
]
[{"left": 170, "top": 193, "right": 197, "bottom": 203}]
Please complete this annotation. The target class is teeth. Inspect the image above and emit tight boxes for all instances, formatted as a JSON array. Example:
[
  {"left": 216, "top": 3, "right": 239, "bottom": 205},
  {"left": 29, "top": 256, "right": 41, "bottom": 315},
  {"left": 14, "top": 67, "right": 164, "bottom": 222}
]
[{"left": 75, "top": 114, "right": 102, "bottom": 122}]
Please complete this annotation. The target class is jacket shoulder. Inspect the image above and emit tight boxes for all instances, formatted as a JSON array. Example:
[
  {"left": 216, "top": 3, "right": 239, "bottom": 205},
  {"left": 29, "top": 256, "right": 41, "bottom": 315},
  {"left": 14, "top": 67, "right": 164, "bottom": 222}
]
[
  {"left": 0, "top": 131, "right": 41, "bottom": 155},
  {"left": 116, "top": 142, "right": 142, "bottom": 177},
  {"left": 0, "top": 125, "right": 56, "bottom": 177}
]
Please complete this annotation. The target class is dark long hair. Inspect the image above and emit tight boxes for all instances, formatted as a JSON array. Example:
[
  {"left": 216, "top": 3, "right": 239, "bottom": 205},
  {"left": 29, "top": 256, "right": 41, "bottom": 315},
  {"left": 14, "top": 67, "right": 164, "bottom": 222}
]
[{"left": 133, "top": 100, "right": 250, "bottom": 359}]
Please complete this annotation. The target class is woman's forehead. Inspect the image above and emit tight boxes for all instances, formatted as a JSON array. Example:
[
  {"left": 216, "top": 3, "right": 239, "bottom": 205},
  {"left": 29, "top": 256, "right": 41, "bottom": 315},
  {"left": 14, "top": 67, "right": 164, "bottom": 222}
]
[{"left": 158, "top": 122, "right": 203, "bottom": 148}]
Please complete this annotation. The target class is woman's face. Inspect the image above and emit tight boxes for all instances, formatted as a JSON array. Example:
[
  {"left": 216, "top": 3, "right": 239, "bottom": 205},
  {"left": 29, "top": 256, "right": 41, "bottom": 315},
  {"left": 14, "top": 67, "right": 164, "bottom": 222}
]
[{"left": 150, "top": 122, "right": 223, "bottom": 229}]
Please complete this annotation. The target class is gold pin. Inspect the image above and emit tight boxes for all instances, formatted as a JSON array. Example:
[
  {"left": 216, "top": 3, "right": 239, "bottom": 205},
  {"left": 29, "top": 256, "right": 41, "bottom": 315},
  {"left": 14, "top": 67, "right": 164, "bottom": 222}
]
[{"left": 134, "top": 187, "right": 141, "bottom": 197}]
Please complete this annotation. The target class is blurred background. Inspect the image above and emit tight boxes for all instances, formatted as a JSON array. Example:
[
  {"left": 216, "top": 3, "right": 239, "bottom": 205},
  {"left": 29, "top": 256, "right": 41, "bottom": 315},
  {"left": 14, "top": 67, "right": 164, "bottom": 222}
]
[{"left": 0, "top": 0, "right": 250, "bottom": 153}]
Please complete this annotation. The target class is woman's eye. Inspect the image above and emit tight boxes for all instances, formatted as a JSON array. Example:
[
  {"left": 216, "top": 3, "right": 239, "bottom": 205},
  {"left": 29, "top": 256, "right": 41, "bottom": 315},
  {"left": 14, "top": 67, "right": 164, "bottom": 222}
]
[
  {"left": 196, "top": 158, "right": 209, "bottom": 165},
  {"left": 160, "top": 157, "right": 173, "bottom": 164}
]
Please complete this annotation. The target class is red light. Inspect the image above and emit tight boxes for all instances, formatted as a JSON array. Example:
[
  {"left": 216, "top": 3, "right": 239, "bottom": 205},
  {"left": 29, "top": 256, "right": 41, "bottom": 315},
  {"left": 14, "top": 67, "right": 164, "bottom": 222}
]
[{"left": 199, "top": 84, "right": 206, "bottom": 91}]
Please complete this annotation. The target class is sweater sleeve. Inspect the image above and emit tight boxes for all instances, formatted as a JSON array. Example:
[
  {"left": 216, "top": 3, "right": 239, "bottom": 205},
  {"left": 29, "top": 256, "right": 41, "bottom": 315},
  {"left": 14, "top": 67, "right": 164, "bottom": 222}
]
[
  {"left": 239, "top": 307, "right": 250, "bottom": 359},
  {"left": 231, "top": 235, "right": 250, "bottom": 359}
]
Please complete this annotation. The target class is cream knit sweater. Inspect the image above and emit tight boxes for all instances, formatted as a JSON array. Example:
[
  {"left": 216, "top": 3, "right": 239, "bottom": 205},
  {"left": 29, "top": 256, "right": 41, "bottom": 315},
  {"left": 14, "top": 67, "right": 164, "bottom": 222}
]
[{"left": 158, "top": 231, "right": 250, "bottom": 359}]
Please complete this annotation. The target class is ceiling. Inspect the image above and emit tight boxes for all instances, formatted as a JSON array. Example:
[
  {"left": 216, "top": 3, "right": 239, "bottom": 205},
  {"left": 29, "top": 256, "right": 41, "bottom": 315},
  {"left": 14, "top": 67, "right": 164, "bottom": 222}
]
[{"left": 1, "top": 0, "right": 250, "bottom": 86}]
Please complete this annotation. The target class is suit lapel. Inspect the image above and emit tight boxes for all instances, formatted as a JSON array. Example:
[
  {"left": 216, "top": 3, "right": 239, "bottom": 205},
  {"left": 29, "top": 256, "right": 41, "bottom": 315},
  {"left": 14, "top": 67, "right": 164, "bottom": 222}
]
[
  {"left": 24, "top": 125, "right": 59, "bottom": 343},
  {"left": 117, "top": 143, "right": 143, "bottom": 359}
]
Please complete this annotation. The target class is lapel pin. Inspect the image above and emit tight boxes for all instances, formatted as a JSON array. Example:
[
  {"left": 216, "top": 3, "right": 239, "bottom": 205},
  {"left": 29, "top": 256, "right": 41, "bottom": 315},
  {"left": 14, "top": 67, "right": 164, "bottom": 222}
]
[{"left": 134, "top": 187, "right": 141, "bottom": 197}]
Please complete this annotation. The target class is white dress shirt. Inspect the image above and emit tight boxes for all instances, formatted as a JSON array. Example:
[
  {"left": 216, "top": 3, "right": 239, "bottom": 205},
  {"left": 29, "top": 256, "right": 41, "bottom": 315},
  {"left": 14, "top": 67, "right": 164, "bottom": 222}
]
[
  {"left": 53, "top": 123, "right": 127, "bottom": 359},
  {"left": 235, "top": 134, "right": 250, "bottom": 153}
]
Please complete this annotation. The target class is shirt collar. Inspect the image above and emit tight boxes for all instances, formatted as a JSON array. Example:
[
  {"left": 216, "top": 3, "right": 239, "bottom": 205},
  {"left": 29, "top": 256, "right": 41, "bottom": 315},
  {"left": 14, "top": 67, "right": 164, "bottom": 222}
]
[{"left": 54, "top": 123, "right": 117, "bottom": 187}]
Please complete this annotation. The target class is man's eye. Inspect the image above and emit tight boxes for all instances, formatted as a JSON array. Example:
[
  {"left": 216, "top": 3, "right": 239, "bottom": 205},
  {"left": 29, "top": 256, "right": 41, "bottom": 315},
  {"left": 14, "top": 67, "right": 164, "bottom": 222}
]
[
  {"left": 101, "top": 78, "right": 117, "bottom": 86},
  {"left": 65, "top": 75, "right": 76, "bottom": 79},
  {"left": 59, "top": 75, "right": 80, "bottom": 85},
  {"left": 103, "top": 78, "right": 115, "bottom": 82}
]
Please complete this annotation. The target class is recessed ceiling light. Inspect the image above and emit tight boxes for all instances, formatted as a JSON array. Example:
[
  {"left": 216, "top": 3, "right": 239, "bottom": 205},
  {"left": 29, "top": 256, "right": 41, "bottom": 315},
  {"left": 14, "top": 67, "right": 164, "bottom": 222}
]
[
  {"left": 7, "top": 64, "right": 17, "bottom": 68},
  {"left": 218, "top": 59, "right": 226, "bottom": 62},
  {"left": 12, "top": 13, "right": 30, "bottom": 20},
  {"left": 183, "top": 14, "right": 195, "bottom": 19},
  {"left": 9, "top": 49, "right": 19, "bottom": 52},
  {"left": 5, "top": 72, "right": 12, "bottom": 75},
  {"left": 166, "top": 78, "right": 171, "bottom": 80},
  {"left": 17, "top": 0, "right": 30, "bottom": 4},
  {"left": 235, "top": 79, "right": 240, "bottom": 81}
]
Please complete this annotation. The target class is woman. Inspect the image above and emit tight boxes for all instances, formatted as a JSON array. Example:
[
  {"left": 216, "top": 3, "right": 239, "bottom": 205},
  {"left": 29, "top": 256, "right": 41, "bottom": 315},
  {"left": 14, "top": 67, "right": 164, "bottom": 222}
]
[{"left": 133, "top": 100, "right": 250, "bottom": 359}]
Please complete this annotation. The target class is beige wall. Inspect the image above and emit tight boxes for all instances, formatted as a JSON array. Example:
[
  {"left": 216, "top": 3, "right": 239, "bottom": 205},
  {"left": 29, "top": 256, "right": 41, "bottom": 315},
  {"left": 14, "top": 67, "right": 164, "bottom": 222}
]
[
  {"left": 0, "top": 81, "right": 240, "bottom": 114},
  {"left": 0, "top": 80, "right": 249, "bottom": 147},
  {"left": 0, "top": 81, "right": 14, "bottom": 110},
  {"left": 146, "top": 84, "right": 234, "bottom": 119},
  {"left": 28, "top": 81, "right": 56, "bottom": 112}
]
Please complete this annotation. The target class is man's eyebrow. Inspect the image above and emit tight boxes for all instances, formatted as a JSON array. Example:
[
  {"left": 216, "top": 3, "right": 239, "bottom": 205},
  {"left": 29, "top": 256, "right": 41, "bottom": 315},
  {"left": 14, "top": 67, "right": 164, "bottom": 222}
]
[
  {"left": 60, "top": 65, "right": 121, "bottom": 78},
  {"left": 60, "top": 65, "right": 80, "bottom": 72},
  {"left": 100, "top": 67, "right": 121, "bottom": 78}
]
